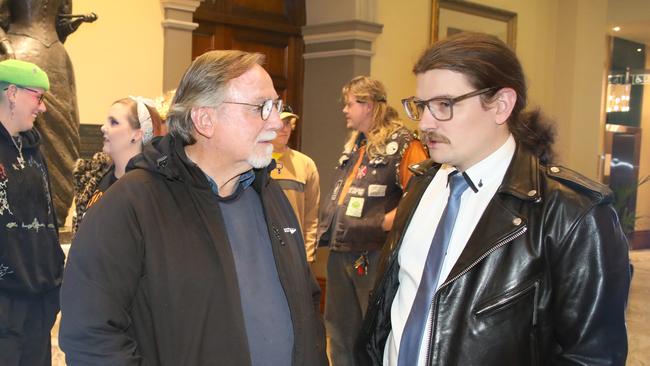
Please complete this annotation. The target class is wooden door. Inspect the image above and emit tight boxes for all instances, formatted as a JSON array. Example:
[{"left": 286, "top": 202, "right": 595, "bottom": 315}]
[{"left": 193, "top": 0, "right": 305, "bottom": 149}]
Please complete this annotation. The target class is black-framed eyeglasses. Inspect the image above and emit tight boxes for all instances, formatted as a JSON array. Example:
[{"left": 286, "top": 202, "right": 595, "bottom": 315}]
[
  {"left": 222, "top": 98, "right": 283, "bottom": 121},
  {"left": 401, "top": 87, "right": 497, "bottom": 122},
  {"left": 3, "top": 86, "right": 46, "bottom": 104}
]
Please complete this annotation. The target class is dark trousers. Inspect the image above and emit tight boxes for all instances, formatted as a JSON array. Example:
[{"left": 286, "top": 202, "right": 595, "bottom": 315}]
[
  {"left": 325, "top": 250, "right": 380, "bottom": 366},
  {"left": 0, "top": 289, "right": 59, "bottom": 366}
]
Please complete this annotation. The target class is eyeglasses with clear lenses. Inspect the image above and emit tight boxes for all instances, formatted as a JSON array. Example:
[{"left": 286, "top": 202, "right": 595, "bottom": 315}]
[
  {"left": 401, "top": 87, "right": 497, "bottom": 122},
  {"left": 223, "top": 98, "right": 283, "bottom": 121},
  {"left": 3, "top": 86, "right": 46, "bottom": 104}
]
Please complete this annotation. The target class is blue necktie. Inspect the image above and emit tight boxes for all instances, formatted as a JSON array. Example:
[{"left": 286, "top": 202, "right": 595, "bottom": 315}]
[{"left": 397, "top": 171, "right": 470, "bottom": 366}]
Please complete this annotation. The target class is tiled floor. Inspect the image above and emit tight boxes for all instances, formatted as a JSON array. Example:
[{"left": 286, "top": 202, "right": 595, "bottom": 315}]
[{"left": 50, "top": 250, "right": 650, "bottom": 365}]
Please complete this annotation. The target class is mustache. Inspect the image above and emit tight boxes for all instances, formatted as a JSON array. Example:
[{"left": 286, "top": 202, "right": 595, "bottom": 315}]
[
  {"left": 420, "top": 130, "right": 450, "bottom": 144},
  {"left": 257, "top": 131, "right": 277, "bottom": 142}
]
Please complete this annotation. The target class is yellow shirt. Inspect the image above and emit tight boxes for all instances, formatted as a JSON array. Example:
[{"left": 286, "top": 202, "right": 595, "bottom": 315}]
[{"left": 271, "top": 149, "right": 320, "bottom": 262}]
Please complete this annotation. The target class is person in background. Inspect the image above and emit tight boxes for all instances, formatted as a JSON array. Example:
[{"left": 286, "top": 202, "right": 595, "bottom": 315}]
[
  {"left": 0, "top": 0, "right": 97, "bottom": 226},
  {"left": 0, "top": 59, "right": 64, "bottom": 366},
  {"left": 357, "top": 32, "right": 630, "bottom": 366},
  {"left": 270, "top": 104, "right": 320, "bottom": 263},
  {"left": 71, "top": 96, "right": 165, "bottom": 234},
  {"left": 154, "top": 88, "right": 176, "bottom": 133},
  {"left": 318, "top": 76, "right": 428, "bottom": 366},
  {"left": 60, "top": 50, "right": 327, "bottom": 365}
]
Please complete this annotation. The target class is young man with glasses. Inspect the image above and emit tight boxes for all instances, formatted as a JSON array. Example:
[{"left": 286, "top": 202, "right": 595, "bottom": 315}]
[
  {"left": 270, "top": 105, "right": 321, "bottom": 264},
  {"left": 0, "top": 59, "right": 64, "bottom": 366},
  {"left": 357, "top": 32, "right": 630, "bottom": 366},
  {"left": 60, "top": 50, "right": 327, "bottom": 365}
]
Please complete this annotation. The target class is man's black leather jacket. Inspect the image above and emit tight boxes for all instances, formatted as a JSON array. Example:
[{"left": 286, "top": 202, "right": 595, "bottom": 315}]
[{"left": 357, "top": 145, "right": 630, "bottom": 366}]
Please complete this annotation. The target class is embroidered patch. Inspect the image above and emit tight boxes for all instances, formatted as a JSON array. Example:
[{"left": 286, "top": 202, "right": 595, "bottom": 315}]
[
  {"left": 356, "top": 165, "right": 368, "bottom": 179},
  {"left": 331, "top": 179, "right": 343, "bottom": 201},
  {"left": 22, "top": 218, "right": 46, "bottom": 232},
  {"left": 368, "top": 184, "right": 387, "bottom": 197},
  {"left": 348, "top": 186, "right": 365, "bottom": 196},
  {"left": 0, "top": 181, "right": 11, "bottom": 216},
  {"left": 0, "top": 263, "right": 13, "bottom": 280}
]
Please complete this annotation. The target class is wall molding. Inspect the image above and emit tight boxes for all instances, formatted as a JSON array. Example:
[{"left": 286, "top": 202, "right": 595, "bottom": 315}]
[
  {"left": 302, "top": 20, "right": 382, "bottom": 60},
  {"left": 160, "top": 0, "right": 202, "bottom": 13},
  {"left": 303, "top": 49, "right": 374, "bottom": 60},
  {"left": 161, "top": 19, "right": 199, "bottom": 31},
  {"left": 304, "top": 30, "right": 380, "bottom": 45}
]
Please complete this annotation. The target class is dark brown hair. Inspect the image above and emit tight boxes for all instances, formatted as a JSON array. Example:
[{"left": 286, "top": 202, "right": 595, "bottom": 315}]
[{"left": 414, "top": 32, "right": 555, "bottom": 163}]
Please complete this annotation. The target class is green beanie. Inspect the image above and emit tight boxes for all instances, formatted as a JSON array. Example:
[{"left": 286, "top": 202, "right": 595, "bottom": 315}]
[{"left": 0, "top": 59, "right": 50, "bottom": 91}]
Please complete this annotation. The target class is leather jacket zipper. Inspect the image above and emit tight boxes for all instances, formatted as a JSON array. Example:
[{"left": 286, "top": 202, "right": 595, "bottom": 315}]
[
  {"left": 475, "top": 279, "right": 540, "bottom": 317},
  {"left": 424, "top": 225, "right": 528, "bottom": 365}
]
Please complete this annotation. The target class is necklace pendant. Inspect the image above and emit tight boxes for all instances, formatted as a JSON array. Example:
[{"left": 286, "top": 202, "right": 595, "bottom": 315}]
[{"left": 13, "top": 156, "right": 25, "bottom": 170}]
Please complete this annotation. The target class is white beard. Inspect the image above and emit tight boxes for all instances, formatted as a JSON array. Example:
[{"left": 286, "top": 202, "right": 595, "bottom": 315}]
[{"left": 247, "top": 131, "right": 276, "bottom": 168}]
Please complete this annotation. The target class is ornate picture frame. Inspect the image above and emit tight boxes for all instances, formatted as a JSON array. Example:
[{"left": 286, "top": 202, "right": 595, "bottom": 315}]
[{"left": 431, "top": 0, "right": 517, "bottom": 49}]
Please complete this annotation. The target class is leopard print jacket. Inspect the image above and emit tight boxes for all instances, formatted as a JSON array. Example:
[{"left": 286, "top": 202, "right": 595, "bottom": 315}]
[{"left": 71, "top": 152, "right": 111, "bottom": 234}]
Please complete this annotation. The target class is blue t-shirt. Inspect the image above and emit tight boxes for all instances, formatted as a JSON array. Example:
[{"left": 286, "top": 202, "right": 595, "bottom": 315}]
[{"left": 214, "top": 174, "right": 294, "bottom": 366}]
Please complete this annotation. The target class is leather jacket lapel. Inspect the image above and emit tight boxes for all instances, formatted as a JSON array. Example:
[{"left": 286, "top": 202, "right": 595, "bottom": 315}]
[{"left": 441, "top": 145, "right": 541, "bottom": 288}]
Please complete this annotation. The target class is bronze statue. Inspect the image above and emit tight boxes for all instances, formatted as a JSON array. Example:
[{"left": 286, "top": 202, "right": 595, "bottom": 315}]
[{"left": 0, "top": 0, "right": 97, "bottom": 226}]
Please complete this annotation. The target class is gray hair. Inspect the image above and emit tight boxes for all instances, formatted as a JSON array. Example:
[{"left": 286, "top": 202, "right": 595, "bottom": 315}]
[{"left": 167, "top": 50, "right": 265, "bottom": 144}]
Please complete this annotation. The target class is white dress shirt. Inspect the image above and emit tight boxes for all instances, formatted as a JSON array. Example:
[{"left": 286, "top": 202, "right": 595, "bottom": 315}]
[{"left": 384, "top": 135, "right": 516, "bottom": 366}]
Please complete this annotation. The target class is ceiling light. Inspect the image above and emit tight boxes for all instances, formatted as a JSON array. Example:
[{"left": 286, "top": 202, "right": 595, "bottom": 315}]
[
  {"left": 637, "top": 48, "right": 643, "bottom": 52},
  {"left": 612, "top": 26, "right": 621, "bottom": 32}
]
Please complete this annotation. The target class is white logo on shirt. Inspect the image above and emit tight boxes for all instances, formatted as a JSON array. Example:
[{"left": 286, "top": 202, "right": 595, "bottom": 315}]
[{"left": 284, "top": 227, "right": 297, "bottom": 234}]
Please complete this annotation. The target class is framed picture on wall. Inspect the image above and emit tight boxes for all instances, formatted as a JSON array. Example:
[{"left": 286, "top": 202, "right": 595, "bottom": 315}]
[{"left": 431, "top": 0, "right": 517, "bottom": 49}]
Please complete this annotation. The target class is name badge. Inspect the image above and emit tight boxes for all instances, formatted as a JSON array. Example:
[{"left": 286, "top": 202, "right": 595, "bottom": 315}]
[
  {"left": 368, "top": 184, "right": 387, "bottom": 197},
  {"left": 348, "top": 186, "right": 365, "bottom": 196},
  {"left": 345, "top": 197, "right": 364, "bottom": 217}
]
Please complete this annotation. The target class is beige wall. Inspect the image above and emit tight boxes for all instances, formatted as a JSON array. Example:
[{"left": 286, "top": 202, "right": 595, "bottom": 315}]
[
  {"left": 65, "top": 0, "right": 164, "bottom": 125},
  {"left": 549, "top": 0, "right": 608, "bottom": 179},
  {"left": 370, "top": 0, "right": 608, "bottom": 179},
  {"left": 306, "top": 0, "right": 364, "bottom": 24},
  {"left": 371, "top": 0, "right": 562, "bottom": 131},
  {"left": 370, "top": 0, "right": 430, "bottom": 130}
]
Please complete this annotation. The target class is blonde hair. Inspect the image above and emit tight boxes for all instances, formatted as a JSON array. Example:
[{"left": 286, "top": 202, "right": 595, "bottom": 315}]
[
  {"left": 341, "top": 76, "right": 403, "bottom": 158},
  {"left": 167, "top": 50, "right": 265, "bottom": 144}
]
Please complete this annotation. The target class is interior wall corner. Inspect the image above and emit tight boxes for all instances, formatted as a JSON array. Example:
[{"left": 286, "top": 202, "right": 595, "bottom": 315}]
[{"left": 160, "top": 0, "right": 203, "bottom": 92}]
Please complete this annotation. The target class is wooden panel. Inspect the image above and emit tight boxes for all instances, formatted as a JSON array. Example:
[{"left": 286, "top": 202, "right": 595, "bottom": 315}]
[
  {"left": 192, "top": 25, "right": 216, "bottom": 59},
  {"left": 230, "top": 28, "right": 290, "bottom": 86},
  {"left": 79, "top": 124, "right": 103, "bottom": 159},
  {"left": 232, "top": 0, "right": 286, "bottom": 16},
  {"left": 192, "top": 0, "right": 305, "bottom": 149}
]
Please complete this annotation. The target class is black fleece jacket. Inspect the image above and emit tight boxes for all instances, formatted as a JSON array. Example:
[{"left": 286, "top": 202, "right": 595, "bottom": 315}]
[
  {"left": 0, "top": 123, "right": 63, "bottom": 296},
  {"left": 60, "top": 134, "right": 327, "bottom": 366}
]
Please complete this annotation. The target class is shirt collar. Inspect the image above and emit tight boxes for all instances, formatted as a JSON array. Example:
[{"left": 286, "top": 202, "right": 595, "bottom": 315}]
[
  {"left": 440, "top": 134, "right": 516, "bottom": 193},
  {"left": 204, "top": 169, "right": 256, "bottom": 196},
  {"left": 462, "top": 134, "right": 516, "bottom": 192}
]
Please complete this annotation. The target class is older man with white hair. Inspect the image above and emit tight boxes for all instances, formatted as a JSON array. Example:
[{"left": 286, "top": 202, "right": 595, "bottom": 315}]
[{"left": 60, "top": 50, "right": 327, "bottom": 366}]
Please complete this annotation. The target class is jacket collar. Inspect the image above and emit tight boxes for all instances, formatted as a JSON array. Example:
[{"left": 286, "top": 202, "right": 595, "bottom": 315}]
[
  {"left": 411, "top": 142, "right": 541, "bottom": 201},
  {"left": 129, "top": 135, "right": 275, "bottom": 195},
  {"left": 497, "top": 143, "right": 541, "bottom": 202},
  {"left": 0, "top": 122, "right": 41, "bottom": 149}
]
